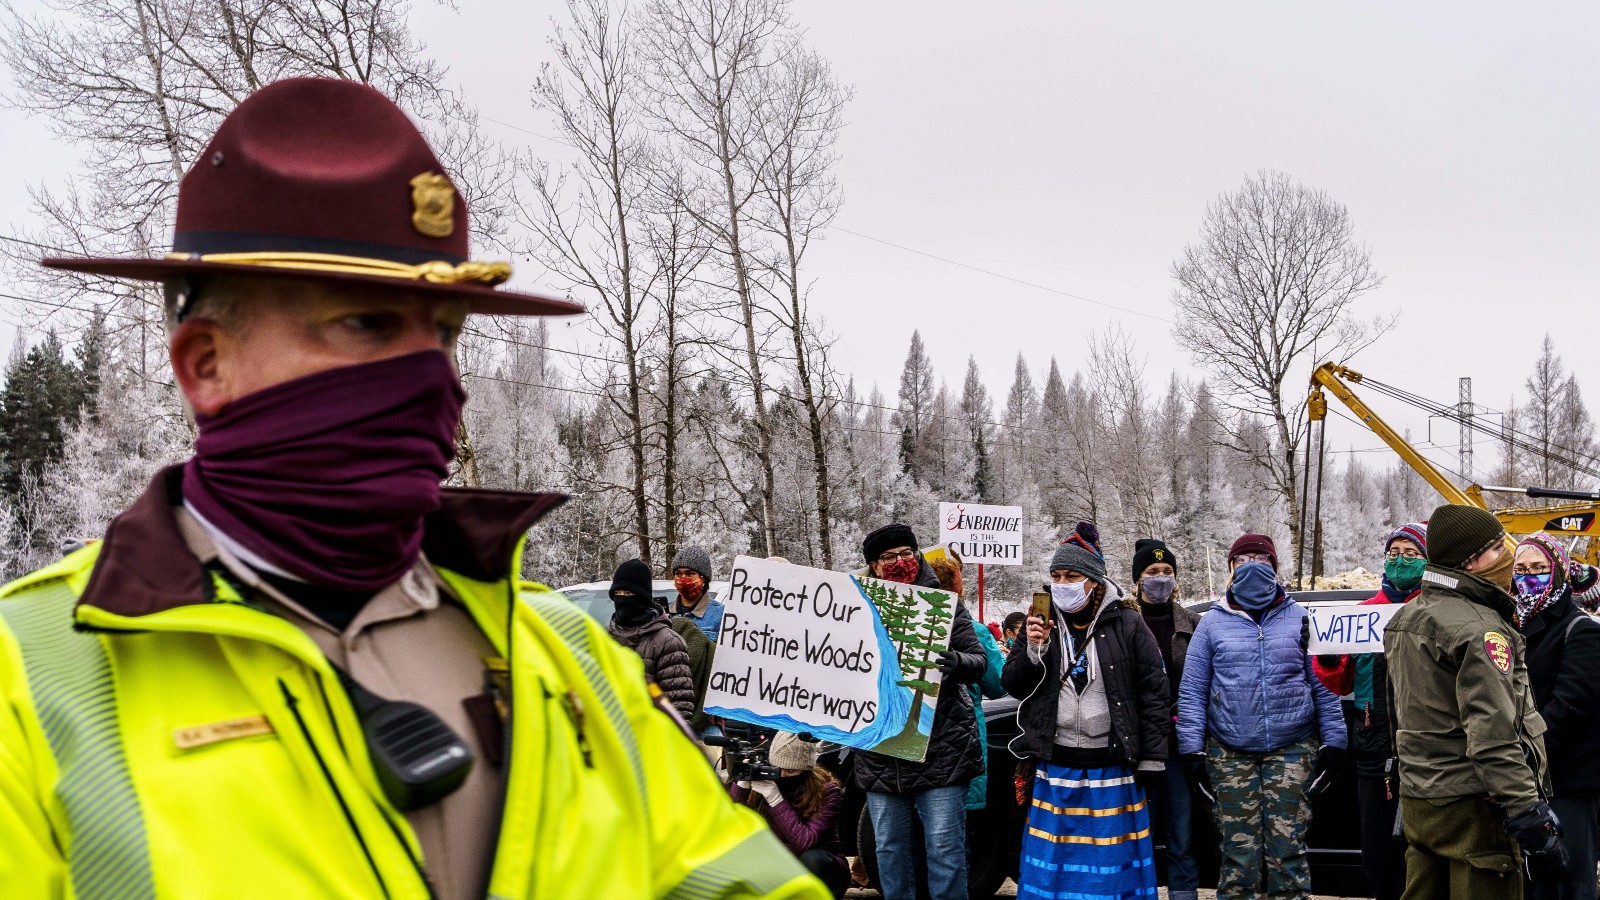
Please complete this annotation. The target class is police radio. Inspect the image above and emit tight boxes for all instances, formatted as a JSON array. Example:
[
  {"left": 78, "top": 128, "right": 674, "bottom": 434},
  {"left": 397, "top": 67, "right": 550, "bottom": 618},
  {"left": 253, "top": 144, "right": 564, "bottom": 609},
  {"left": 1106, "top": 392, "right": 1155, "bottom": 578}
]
[{"left": 337, "top": 669, "right": 475, "bottom": 812}]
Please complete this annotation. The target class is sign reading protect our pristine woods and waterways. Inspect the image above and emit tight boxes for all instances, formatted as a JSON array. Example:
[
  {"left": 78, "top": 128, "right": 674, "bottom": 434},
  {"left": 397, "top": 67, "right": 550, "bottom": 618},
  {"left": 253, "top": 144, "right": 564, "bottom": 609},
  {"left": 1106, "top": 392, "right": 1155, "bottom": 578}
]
[
  {"left": 703, "top": 556, "right": 960, "bottom": 761},
  {"left": 938, "top": 502, "right": 1024, "bottom": 565}
]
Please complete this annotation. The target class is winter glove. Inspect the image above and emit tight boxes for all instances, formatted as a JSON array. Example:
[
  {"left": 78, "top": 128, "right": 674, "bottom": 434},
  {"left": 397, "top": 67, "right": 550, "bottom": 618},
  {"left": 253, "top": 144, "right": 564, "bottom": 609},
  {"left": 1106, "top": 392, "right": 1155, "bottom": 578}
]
[
  {"left": 936, "top": 650, "right": 960, "bottom": 675},
  {"left": 746, "top": 780, "right": 785, "bottom": 806},
  {"left": 1315, "top": 654, "right": 1343, "bottom": 669},
  {"left": 1304, "top": 745, "right": 1344, "bottom": 798},
  {"left": 1182, "top": 753, "right": 1216, "bottom": 806},
  {"left": 1300, "top": 616, "right": 1311, "bottom": 652},
  {"left": 1507, "top": 801, "right": 1571, "bottom": 883}
]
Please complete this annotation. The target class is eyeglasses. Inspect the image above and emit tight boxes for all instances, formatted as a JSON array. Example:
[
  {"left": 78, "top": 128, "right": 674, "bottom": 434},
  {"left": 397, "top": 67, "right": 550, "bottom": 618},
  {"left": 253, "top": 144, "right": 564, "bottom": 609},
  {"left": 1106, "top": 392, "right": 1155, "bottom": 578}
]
[
  {"left": 1514, "top": 564, "right": 1552, "bottom": 576},
  {"left": 1384, "top": 550, "right": 1424, "bottom": 561},
  {"left": 1233, "top": 553, "right": 1272, "bottom": 564},
  {"left": 876, "top": 548, "right": 917, "bottom": 565}
]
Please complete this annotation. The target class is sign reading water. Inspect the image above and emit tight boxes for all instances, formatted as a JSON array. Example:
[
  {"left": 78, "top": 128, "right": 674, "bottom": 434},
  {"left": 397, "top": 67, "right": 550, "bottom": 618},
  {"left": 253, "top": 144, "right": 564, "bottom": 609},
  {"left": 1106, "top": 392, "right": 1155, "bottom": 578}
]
[{"left": 1306, "top": 603, "right": 1401, "bottom": 655}]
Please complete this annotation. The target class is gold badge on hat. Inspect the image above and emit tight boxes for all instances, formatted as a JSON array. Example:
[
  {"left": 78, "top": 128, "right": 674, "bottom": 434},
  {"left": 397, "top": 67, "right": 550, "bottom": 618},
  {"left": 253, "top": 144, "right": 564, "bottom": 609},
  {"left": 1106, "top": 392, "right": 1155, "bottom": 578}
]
[
  {"left": 409, "top": 173, "right": 455, "bottom": 238},
  {"left": 1154, "top": 549, "right": 1164, "bottom": 560}
]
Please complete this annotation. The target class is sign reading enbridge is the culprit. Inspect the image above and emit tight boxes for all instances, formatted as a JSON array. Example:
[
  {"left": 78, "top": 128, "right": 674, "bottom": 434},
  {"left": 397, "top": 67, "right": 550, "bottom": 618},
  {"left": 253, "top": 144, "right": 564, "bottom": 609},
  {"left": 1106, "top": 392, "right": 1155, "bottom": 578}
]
[
  {"left": 703, "top": 556, "right": 958, "bottom": 762},
  {"left": 938, "top": 502, "right": 1024, "bottom": 565}
]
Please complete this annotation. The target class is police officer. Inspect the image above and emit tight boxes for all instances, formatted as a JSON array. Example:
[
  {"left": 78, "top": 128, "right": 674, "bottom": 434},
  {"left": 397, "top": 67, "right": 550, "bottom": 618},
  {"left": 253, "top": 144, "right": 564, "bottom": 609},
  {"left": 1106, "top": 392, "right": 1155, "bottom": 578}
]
[
  {"left": 0, "top": 78, "right": 821, "bottom": 899},
  {"left": 1386, "top": 504, "right": 1570, "bottom": 900}
]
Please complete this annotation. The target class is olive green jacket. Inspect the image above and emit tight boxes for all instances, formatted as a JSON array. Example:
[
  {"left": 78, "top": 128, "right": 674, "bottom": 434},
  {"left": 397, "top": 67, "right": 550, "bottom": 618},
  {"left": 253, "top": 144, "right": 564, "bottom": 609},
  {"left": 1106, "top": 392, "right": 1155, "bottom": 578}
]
[{"left": 1385, "top": 564, "right": 1549, "bottom": 812}]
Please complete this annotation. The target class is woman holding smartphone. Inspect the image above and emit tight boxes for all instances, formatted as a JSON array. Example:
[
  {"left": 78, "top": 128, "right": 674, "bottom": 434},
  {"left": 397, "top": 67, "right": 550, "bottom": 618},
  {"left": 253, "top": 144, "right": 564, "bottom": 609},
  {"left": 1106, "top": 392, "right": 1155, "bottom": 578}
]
[{"left": 1002, "top": 521, "right": 1171, "bottom": 899}]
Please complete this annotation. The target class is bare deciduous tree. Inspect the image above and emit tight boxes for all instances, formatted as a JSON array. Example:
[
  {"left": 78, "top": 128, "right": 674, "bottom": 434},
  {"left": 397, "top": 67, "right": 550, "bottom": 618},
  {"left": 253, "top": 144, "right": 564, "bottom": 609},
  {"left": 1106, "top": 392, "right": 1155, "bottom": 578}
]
[
  {"left": 1172, "top": 169, "right": 1389, "bottom": 571},
  {"left": 640, "top": 0, "right": 791, "bottom": 556}
]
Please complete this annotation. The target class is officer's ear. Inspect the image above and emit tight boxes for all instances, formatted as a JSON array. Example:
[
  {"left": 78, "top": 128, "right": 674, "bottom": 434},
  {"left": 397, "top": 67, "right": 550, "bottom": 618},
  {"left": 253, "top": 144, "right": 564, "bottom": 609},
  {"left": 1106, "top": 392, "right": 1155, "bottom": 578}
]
[{"left": 169, "top": 318, "right": 232, "bottom": 417}]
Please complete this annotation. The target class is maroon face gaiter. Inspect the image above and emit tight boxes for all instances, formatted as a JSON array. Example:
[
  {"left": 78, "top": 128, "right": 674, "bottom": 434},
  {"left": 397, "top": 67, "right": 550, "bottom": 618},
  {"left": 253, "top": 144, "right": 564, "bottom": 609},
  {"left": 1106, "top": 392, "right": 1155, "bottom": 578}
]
[{"left": 183, "top": 350, "right": 466, "bottom": 592}]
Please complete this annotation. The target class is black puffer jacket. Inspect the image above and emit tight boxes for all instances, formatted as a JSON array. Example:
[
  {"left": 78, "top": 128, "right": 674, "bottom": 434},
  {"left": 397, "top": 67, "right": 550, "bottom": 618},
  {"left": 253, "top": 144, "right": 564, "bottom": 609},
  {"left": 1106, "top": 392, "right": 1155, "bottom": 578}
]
[
  {"left": 609, "top": 615, "right": 697, "bottom": 721},
  {"left": 1002, "top": 596, "right": 1170, "bottom": 768},
  {"left": 1522, "top": 589, "right": 1600, "bottom": 795},
  {"left": 852, "top": 561, "right": 987, "bottom": 795}
]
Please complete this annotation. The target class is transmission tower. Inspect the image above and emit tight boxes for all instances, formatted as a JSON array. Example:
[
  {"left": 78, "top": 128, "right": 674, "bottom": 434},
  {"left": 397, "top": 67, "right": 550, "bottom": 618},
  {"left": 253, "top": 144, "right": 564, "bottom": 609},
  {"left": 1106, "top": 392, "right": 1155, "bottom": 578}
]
[{"left": 1459, "top": 377, "right": 1474, "bottom": 483}]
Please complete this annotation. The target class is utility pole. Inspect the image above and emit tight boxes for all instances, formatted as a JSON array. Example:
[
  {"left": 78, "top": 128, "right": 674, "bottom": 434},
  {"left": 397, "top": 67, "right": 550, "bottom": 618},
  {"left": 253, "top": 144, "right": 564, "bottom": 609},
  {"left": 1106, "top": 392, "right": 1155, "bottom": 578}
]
[{"left": 1459, "top": 377, "right": 1474, "bottom": 484}]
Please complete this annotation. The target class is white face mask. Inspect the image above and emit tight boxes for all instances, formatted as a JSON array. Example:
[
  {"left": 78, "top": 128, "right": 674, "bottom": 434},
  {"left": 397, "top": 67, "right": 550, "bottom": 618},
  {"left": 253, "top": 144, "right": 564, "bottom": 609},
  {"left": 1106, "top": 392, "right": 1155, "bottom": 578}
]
[{"left": 1051, "top": 581, "right": 1090, "bottom": 614}]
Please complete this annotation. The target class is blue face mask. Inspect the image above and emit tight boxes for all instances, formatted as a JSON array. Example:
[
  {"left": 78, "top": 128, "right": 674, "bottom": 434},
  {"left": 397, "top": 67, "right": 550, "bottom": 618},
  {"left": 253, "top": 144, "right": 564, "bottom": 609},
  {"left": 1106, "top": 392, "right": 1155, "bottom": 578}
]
[
  {"left": 1515, "top": 572, "right": 1553, "bottom": 601},
  {"left": 1230, "top": 561, "right": 1281, "bottom": 611}
]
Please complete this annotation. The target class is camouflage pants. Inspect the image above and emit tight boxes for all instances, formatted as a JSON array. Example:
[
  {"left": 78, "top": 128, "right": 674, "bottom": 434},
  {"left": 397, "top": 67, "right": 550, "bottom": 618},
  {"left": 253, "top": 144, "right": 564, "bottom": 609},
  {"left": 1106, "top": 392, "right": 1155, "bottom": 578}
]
[{"left": 1207, "top": 738, "right": 1316, "bottom": 900}]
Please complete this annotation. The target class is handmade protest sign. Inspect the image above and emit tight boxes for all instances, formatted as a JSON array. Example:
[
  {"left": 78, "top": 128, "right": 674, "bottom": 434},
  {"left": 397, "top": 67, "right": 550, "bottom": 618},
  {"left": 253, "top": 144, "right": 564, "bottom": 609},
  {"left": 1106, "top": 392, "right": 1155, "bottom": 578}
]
[
  {"left": 1306, "top": 603, "right": 1401, "bottom": 655},
  {"left": 938, "top": 502, "right": 1024, "bottom": 566},
  {"left": 703, "top": 555, "right": 959, "bottom": 762}
]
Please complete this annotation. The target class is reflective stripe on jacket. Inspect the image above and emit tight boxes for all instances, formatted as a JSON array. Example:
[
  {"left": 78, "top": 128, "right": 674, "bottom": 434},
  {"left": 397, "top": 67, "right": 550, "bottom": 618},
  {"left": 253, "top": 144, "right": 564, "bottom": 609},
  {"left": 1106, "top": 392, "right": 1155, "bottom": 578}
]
[{"left": 0, "top": 472, "right": 821, "bottom": 899}]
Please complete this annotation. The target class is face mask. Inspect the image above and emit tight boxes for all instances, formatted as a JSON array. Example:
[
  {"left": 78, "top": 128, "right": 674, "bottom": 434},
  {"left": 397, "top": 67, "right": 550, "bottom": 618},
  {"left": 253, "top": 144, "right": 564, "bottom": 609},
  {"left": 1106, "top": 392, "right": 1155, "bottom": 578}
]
[
  {"left": 1051, "top": 581, "right": 1090, "bottom": 614},
  {"left": 878, "top": 556, "right": 920, "bottom": 584},
  {"left": 674, "top": 576, "right": 705, "bottom": 603},
  {"left": 613, "top": 597, "right": 659, "bottom": 627},
  {"left": 1229, "top": 561, "right": 1281, "bottom": 611},
  {"left": 1478, "top": 548, "right": 1516, "bottom": 595},
  {"left": 1141, "top": 575, "right": 1176, "bottom": 604},
  {"left": 1515, "top": 573, "right": 1553, "bottom": 601},
  {"left": 1384, "top": 556, "right": 1427, "bottom": 591},
  {"left": 183, "top": 350, "right": 464, "bottom": 592}
]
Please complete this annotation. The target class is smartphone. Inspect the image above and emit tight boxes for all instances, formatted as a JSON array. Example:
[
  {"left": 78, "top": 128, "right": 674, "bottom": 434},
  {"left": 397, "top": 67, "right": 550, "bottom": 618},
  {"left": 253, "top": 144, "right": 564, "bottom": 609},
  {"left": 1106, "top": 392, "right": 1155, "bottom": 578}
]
[{"left": 1030, "top": 590, "right": 1051, "bottom": 621}]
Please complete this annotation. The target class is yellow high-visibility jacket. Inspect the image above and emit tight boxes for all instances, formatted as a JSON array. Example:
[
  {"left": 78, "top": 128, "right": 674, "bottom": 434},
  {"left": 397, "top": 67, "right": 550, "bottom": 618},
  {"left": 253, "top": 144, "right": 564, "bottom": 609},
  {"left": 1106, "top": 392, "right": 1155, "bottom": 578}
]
[{"left": 0, "top": 470, "right": 822, "bottom": 899}]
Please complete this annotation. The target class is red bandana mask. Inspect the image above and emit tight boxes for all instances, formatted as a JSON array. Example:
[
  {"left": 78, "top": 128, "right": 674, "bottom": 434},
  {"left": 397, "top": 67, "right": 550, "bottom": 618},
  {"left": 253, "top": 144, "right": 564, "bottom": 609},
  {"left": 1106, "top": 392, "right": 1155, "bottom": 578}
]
[
  {"left": 878, "top": 557, "right": 921, "bottom": 584},
  {"left": 675, "top": 576, "right": 706, "bottom": 604}
]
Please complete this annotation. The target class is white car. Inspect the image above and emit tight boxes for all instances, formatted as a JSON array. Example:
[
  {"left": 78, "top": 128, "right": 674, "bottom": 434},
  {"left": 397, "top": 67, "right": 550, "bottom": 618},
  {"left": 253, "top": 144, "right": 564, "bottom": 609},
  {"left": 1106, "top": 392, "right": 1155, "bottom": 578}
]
[{"left": 554, "top": 578, "right": 731, "bottom": 625}]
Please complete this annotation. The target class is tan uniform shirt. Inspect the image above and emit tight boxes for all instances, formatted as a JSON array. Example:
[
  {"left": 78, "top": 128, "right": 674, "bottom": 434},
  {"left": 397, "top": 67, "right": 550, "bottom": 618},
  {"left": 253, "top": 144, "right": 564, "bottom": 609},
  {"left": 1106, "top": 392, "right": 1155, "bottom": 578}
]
[{"left": 176, "top": 508, "right": 503, "bottom": 900}]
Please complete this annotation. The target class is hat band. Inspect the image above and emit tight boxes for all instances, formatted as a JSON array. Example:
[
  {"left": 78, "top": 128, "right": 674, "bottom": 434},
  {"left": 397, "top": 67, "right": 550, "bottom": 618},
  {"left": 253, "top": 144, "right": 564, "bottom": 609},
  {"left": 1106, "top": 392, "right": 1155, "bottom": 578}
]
[{"left": 164, "top": 251, "right": 512, "bottom": 286}]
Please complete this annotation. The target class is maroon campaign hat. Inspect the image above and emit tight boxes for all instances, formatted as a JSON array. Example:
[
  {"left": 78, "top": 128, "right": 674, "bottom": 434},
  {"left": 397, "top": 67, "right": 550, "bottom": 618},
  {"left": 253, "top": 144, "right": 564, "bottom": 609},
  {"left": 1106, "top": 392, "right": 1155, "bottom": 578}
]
[{"left": 42, "top": 77, "right": 582, "bottom": 318}]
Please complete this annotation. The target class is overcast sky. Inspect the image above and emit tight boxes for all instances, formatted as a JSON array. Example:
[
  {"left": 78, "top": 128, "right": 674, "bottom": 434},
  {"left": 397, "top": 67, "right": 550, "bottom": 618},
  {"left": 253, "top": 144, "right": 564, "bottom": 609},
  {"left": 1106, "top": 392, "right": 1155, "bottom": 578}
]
[{"left": 2, "top": 0, "right": 1597, "bottom": 481}]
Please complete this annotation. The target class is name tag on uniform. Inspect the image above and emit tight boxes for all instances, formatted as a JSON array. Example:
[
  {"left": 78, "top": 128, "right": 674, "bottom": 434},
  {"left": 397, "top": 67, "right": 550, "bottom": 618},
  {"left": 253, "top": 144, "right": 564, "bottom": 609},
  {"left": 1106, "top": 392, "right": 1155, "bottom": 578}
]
[{"left": 174, "top": 715, "right": 275, "bottom": 750}]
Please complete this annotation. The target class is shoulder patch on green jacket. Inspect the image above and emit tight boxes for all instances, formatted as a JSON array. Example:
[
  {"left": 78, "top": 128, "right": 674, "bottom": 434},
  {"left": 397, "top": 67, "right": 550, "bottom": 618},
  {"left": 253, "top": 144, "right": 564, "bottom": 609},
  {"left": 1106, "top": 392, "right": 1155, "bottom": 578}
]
[{"left": 1483, "top": 631, "right": 1513, "bottom": 674}]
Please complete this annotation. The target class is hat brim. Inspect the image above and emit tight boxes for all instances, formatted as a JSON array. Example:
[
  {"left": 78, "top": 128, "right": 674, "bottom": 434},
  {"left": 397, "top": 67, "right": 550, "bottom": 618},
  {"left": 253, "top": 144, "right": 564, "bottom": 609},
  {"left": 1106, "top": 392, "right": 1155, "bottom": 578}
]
[{"left": 41, "top": 256, "right": 585, "bottom": 318}]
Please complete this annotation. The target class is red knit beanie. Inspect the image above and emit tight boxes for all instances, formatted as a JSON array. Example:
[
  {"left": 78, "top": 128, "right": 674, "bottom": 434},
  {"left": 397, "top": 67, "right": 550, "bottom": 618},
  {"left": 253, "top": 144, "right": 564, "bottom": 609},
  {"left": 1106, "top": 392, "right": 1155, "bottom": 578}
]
[{"left": 1227, "top": 533, "right": 1279, "bottom": 569}]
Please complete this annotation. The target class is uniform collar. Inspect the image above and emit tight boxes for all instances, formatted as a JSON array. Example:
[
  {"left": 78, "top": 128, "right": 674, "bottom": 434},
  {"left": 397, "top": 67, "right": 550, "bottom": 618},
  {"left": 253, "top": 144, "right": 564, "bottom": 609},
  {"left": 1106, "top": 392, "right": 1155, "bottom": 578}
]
[{"left": 78, "top": 465, "right": 565, "bottom": 618}]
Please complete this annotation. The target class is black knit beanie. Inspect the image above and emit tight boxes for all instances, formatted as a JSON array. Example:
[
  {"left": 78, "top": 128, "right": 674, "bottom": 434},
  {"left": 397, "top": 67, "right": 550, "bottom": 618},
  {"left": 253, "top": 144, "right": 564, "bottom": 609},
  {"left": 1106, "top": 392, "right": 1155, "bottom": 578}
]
[
  {"left": 1426, "top": 504, "right": 1506, "bottom": 570},
  {"left": 863, "top": 523, "right": 918, "bottom": 563},
  {"left": 609, "top": 558, "right": 655, "bottom": 602},
  {"left": 1132, "top": 538, "right": 1178, "bottom": 582}
]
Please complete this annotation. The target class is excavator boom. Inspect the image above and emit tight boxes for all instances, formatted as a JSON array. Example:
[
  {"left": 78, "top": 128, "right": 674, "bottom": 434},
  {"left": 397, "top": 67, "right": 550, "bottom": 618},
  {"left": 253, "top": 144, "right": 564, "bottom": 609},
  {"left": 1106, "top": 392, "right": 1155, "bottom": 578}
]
[{"left": 1309, "top": 362, "right": 1599, "bottom": 565}]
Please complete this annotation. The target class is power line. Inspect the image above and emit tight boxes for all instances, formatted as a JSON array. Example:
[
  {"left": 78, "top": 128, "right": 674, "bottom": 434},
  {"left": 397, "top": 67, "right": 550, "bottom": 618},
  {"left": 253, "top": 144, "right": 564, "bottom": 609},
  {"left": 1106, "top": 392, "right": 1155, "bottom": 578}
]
[{"left": 830, "top": 226, "right": 1171, "bottom": 324}]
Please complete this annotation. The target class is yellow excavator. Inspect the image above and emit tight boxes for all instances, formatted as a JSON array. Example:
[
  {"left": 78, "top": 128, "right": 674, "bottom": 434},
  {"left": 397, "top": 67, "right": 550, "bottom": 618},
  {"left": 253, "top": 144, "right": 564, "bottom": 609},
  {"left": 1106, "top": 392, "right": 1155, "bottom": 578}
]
[{"left": 1309, "top": 362, "right": 1599, "bottom": 566}]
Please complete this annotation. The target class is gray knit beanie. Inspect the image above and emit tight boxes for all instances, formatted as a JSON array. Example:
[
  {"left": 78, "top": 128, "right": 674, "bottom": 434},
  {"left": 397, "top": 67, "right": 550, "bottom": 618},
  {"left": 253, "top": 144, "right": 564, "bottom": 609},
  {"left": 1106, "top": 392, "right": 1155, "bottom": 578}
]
[
  {"left": 767, "top": 731, "right": 820, "bottom": 771},
  {"left": 1049, "top": 521, "right": 1107, "bottom": 584},
  {"left": 671, "top": 545, "right": 713, "bottom": 581}
]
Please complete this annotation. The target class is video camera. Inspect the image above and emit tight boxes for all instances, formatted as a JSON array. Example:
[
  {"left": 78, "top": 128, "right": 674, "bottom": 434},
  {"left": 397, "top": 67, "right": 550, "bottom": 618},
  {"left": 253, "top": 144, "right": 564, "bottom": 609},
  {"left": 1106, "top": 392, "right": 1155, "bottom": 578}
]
[{"left": 702, "top": 721, "right": 783, "bottom": 782}]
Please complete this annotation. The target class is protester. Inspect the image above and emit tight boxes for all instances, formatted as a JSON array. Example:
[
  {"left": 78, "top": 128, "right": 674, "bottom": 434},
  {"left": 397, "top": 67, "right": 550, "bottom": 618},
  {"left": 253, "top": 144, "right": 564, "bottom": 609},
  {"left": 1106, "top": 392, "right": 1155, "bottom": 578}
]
[
  {"left": 668, "top": 607, "right": 716, "bottom": 734},
  {"left": 852, "top": 523, "right": 987, "bottom": 900},
  {"left": 1003, "top": 521, "right": 1168, "bottom": 900},
  {"left": 729, "top": 732, "right": 850, "bottom": 898},
  {"left": 1312, "top": 522, "right": 1428, "bottom": 900},
  {"left": 607, "top": 558, "right": 697, "bottom": 721},
  {"left": 1177, "top": 532, "right": 1347, "bottom": 900},
  {"left": 1514, "top": 532, "right": 1600, "bottom": 900},
  {"left": 671, "top": 545, "right": 725, "bottom": 641},
  {"left": 1003, "top": 610, "right": 1026, "bottom": 649},
  {"left": 1386, "top": 505, "right": 1565, "bottom": 900},
  {"left": 1131, "top": 537, "right": 1202, "bottom": 900},
  {"left": 929, "top": 549, "right": 1007, "bottom": 811},
  {"left": 1572, "top": 563, "right": 1600, "bottom": 614},
  {"left": 0, "top": 78, "right": 817, "bottom": 898}
]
